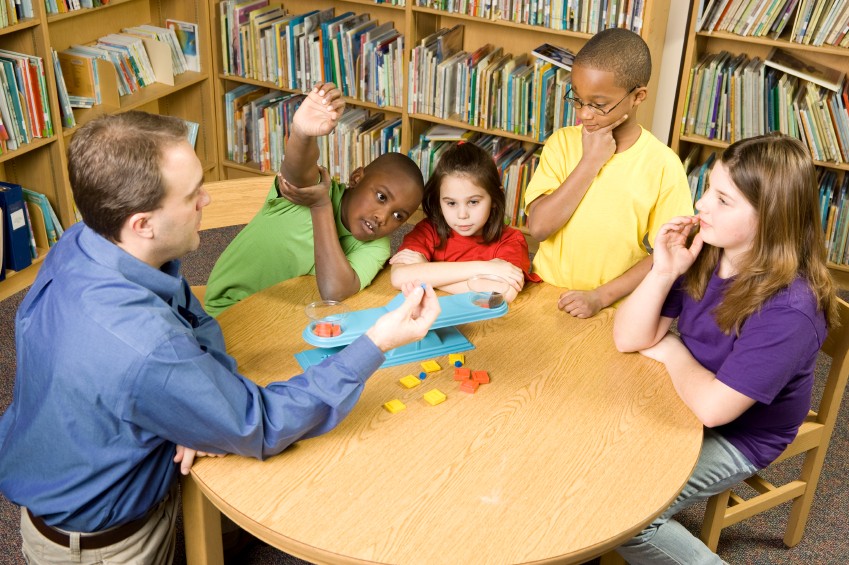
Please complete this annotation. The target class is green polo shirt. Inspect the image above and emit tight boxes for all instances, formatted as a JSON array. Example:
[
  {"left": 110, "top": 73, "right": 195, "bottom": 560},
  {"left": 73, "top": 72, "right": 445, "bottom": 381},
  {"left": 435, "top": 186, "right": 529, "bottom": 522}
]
[{"left": 204, "top": 178, "right": 390, "bottom": 317}]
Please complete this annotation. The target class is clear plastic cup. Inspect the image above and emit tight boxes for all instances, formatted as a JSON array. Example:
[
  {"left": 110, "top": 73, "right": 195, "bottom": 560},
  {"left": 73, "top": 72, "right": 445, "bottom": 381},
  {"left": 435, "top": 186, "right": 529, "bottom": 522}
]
[
  {"left": 305, "top": 300, "right": 350, "bottom": 338},
  {"left": 468, "top": 274, "right": 509, "bottom": 309}
]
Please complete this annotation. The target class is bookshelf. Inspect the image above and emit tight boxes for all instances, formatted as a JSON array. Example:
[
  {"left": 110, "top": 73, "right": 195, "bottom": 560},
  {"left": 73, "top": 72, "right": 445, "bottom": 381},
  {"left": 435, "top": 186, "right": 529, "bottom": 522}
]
[
  {"left": 670, "top": 1, "right": 849, "bottom": 287},
  {"left": 0, "top": 0, "right": 218, "bottom": 300},
  {"left": 209, "top": 0, "right": 674, "bottom": 184}
]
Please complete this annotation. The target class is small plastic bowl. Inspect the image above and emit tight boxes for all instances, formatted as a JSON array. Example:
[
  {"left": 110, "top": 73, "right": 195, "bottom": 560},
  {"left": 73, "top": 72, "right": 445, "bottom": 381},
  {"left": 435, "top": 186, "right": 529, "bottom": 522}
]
[
  {"left": 468, "top": 274, "right": 509, "bottom": 309},
  {"left": 305, "top": 300, "right": 350, "bottom": 337}
]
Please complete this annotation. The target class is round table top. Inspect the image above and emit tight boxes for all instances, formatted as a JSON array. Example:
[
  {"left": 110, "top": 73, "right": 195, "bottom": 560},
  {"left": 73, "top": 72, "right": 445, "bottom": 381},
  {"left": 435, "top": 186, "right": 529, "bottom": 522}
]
[{"left": 191, "top": 271, "right": 702, "bottom": 564}]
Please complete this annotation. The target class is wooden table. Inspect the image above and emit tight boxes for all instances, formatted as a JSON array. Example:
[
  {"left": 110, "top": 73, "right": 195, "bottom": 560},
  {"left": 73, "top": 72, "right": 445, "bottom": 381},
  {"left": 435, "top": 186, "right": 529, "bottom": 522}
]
[{"left": 183, "top": 271, "right": 702, "bottom": 565}]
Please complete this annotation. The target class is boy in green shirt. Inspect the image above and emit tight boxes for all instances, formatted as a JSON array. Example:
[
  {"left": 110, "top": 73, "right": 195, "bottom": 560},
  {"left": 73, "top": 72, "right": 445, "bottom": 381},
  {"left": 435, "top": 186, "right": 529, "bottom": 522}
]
[{"left": 205, "top": 82, "right": 424, "bottom": 316}]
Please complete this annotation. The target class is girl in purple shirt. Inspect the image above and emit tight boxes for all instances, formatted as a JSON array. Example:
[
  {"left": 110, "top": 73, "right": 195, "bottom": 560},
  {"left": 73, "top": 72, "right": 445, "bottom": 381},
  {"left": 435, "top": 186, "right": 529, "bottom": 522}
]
[{"left": 612, "top": 133, "right": 837, "bottom": 564}]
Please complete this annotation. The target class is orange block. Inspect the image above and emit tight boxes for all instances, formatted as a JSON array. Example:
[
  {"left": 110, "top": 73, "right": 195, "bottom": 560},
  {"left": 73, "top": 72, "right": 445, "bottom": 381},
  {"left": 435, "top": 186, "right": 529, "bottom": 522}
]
[
  {"left": 472, "top": 370, "right": 490, "bottom": 384},
  {"left": 459, "top": 380, "right": 479, "bottom": 394},
  {"left": 454, "top": 368, "right": 471, "bottom": 381}
]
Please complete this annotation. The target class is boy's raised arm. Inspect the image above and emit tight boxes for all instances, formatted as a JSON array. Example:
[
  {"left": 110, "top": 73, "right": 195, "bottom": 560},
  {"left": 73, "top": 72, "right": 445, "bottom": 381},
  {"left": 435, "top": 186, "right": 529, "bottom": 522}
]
[{"left": 280, "top": 82, "right": 345, "bottom": 187}]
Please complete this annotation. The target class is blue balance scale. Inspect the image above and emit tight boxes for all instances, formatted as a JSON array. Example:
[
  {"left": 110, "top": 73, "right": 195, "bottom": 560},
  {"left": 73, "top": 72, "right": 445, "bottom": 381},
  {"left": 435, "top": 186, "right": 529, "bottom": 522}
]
[{"left": 295, "top": 291, "right": 508, "bottom": 369}]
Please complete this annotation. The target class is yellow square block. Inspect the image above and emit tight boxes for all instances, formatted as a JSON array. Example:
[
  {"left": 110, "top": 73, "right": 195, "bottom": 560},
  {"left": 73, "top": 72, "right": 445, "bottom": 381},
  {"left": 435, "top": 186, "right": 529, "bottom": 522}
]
[
  {"left": 449, "top": 353, "right": 465, "bottom": 367},
  {"left": 423, "top": 389, "right": 447, "bottom": 406},
  {"left": 383, "top": 399, "right": 406, "bottom": 413},
  {"left": 420, "top": 360, "right": 442, "bottom": 372},
  {"left": 399, "top": 375, "right": 421, "bottom": 389}
]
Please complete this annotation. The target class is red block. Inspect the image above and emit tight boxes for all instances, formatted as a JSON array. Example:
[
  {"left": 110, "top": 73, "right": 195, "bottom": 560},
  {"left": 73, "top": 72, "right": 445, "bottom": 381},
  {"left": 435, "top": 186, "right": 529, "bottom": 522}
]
[
  {"left": 459, "top": 380, "right": 479, "bottom": 394},
  {"left": 472, "top": 370, "right": 490, "bottom": 384},
  {"left": 454, "top": 368, "right": 471, "bottom": 381}
]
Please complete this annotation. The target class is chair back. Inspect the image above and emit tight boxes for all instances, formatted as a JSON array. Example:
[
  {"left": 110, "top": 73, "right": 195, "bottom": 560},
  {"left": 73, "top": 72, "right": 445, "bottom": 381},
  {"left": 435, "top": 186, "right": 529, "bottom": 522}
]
[
  {"left": 190, "top": 176, "right": 272, "bottom": 303},
  {"left": 200, "top": 176, "right": 272, "bottom": 231},
  {"left": 700, "top": 297, "right": 849, "bottom": 550}
]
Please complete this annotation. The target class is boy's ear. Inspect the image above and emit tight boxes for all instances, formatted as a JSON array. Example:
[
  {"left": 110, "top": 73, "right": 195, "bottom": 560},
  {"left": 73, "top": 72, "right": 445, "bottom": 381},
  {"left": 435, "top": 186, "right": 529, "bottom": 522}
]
[
  {"left": 348, "top": 167, "right": 365, "bottom": 189},
  {"left": 633, "top": 86, "right": 648, "bottom": 106}
]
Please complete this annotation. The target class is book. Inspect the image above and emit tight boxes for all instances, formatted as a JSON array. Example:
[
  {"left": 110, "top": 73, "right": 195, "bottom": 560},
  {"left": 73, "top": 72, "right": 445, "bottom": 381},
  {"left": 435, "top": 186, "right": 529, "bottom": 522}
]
[
  {"left": 424, "top": 124, "right": 471, "bottom": 141},
  {"left": 165, "top": 19, "right": 200, "bottom": 72},
  {"left": 22, "top": 188, "right": 58, "bottom": 247},
  {"left": 764, "top": 47, "right": 845, "bottom": 92},
  {"left": 0, "top": 181, "right": 33, "bottom": 272},
  {"left": 530, "top": 43, "right": 574, "bottom": 71}
]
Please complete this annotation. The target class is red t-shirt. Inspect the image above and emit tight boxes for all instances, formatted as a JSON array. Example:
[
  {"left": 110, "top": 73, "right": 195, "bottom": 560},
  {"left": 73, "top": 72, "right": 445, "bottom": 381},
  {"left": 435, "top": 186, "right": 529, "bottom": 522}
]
[{"left": 399, "top": 219, "right": 541, "bottom": 281}]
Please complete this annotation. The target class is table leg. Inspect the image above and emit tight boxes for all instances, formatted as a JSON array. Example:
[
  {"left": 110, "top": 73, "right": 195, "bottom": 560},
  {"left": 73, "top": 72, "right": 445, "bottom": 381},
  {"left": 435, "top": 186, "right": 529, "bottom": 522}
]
[
  {"left": 599, "top": 551, "right": 626, "bottom": 565},
  {"left": 181, "top": 475, "right": 224, "bottom": 565}
]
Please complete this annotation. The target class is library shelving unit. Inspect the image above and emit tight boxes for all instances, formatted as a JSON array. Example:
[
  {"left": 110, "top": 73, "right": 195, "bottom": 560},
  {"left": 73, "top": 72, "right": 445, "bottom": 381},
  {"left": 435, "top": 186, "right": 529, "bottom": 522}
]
[
  {"left": 209, "top": 0, "right": 674, "bottom": 180},
  {"left": 0, "top": 0, "right": 219, "bottom": 301},
  {"left": 670, "top": 1, "right": 849, "bottom": 287},
  {"left": 0, "top": 3, "right": 67, "bottom": 299}
]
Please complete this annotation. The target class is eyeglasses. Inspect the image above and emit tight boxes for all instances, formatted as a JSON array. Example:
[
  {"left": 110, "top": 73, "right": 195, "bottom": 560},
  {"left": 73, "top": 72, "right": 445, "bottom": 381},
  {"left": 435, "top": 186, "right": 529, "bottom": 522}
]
[{"left": 564, "top": 86, "right": 638, "bottom": 116}]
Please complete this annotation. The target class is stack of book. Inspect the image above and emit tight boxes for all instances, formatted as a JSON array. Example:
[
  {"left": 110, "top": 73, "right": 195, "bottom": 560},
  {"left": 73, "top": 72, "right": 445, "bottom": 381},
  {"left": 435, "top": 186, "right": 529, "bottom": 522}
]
[
  {"left": 218, "top": 2, "right": 403, "bottom": 108},
  {"left": 698, "top": 0, "right": 849, "bottom": 48},
  {"left": 0, "top": 0, "right": 34, "bottom": 27},
  {"left": 0, "top": 181, "right": 63, "bottom": 280},
  {"left": 0, "top": 49, "right": 53, "bottom": 154},
  {"left": 408, "top": 129, "right": 541, "bottom": 227},
  {"left": 410, "top": 30, "right": 576, "bottom": 141},
  {"left": 819, "top": 168, "right": 849, "bottom": 265},
  {"left": 680, "top": 48, "right": 849, "bottom": 164},
  {"left": 415, "top": 0, "right": 646, "bottom": 34}
]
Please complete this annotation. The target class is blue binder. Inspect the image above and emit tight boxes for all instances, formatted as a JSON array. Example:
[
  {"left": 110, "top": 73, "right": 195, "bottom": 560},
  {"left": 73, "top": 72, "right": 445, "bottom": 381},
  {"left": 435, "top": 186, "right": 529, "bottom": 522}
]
[{"left": 0, "top": 181, "right": 33, "bottom": 272}]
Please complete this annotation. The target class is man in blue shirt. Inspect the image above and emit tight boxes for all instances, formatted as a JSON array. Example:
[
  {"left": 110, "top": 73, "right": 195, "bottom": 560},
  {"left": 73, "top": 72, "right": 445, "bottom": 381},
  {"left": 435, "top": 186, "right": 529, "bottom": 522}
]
[{"left": 0, "top": 110, "right": 440, "bottom": 564}]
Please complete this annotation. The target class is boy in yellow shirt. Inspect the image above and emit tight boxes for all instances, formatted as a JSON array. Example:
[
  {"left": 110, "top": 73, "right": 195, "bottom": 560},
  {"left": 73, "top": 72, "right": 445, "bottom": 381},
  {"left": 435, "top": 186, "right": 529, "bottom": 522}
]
[{"left": 525, "top": 28, "right": 693, "bottom": 318}]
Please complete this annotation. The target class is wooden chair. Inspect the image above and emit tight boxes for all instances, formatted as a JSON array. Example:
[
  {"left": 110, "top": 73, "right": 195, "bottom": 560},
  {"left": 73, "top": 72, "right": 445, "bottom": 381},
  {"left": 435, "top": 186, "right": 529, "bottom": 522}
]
[
  {"left": 190, "top": 176, "right": 271, "bottom": 303},
  {"left": 700, "top": 297, "right": 849, "bottom": 550}
]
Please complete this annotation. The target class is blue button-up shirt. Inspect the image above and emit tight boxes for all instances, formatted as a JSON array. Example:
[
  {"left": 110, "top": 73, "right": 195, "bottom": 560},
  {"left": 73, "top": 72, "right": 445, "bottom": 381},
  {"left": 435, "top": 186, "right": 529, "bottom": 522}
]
[{"left": 0, "top": 223, "right": 384, "bottom": 532}]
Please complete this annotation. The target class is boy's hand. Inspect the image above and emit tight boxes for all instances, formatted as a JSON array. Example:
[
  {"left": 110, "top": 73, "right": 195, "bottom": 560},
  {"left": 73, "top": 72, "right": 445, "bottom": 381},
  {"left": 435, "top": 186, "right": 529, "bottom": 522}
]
[
  {"left": 277, "top": 166, "right": 332, "bottom": 209},
  {"left": 292, "top": 82, "right": 346, "bottom": 138},
  {"left": 558, "top": 288, "right": 603, "bottom": 319},
  {"left": 366, "top": 283, "right": 440, "bottom": 352},
  {"left": 580, "top": 113, "right": 629, "bottom": 171},
  {"left": 389, "top": 249, "right": 427, "bottom": 265}
]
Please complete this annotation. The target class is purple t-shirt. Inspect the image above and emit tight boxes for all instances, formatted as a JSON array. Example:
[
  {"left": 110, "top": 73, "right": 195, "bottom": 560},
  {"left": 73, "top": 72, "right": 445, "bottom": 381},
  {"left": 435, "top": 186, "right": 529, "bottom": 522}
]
[{"left": 661, "top": 270, "right": 826, "bottom": 469}]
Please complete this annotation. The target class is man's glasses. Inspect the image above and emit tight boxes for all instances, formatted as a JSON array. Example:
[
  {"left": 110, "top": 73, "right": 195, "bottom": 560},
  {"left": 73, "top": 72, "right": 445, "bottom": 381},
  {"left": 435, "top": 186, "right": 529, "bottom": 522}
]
[{"left": 564, "top": 86, "right": 638, "bottom": 116}]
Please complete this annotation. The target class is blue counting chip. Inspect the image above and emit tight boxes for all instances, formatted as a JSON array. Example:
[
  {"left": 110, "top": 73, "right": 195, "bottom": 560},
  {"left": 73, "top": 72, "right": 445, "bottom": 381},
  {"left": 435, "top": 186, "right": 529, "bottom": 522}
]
[
  {"left": 454, "top": 360, "right": 462, "bottom": 367},
  {"left": 419, "top": 372, "right": 427, "bottom": 380}
]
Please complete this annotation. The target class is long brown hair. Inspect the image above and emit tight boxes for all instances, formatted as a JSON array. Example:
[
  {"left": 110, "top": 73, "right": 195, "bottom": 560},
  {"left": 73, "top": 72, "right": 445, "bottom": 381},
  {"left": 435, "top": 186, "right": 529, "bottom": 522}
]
[
  {"left": 421, "top": 142, "right": 506, "bottom": 246},
  {"left": 684, "top": 133, "right": 837, "bottom": 333}
]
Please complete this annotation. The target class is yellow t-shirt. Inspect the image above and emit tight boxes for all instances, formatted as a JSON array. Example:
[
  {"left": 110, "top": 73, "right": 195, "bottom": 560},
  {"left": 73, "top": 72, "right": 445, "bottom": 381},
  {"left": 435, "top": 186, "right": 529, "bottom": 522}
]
[{"left": 524, "top": 126, "right": 693, "bottom": 290}]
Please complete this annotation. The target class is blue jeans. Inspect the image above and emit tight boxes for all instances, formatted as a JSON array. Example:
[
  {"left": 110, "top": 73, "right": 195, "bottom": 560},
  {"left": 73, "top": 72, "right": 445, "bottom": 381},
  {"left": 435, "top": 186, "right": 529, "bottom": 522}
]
[{"left": 616, "top": 428, "right": 758, "bottom": 565}]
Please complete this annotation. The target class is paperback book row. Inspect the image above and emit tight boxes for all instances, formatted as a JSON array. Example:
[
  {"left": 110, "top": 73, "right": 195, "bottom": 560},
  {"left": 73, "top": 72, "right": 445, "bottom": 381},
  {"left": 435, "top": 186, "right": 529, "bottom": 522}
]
[
  {"left": 44, "top": 0, "right": 108, "bottom": 13},
  {"left": 0, "top": 181, "right": 63, "bottom": 281},
  {"left": 684, "top": 152, "right": 849, "bottom": 266},
  {"left": 414, "top": 0, "right": 646, "bottom": 34},
  {"left": 697, "top": 0, "right": 849, "bottom": 48},
  {"left": 0, "top": 49, "right": 52, "bottom": 154},
  {"left": 410, "top": 26, "right": 577, "bottom": 141},
  {"left": 225, "top": 83, "right": 402, "bottom": 177},
  {"left": 52, "top": 21, "right": 199, "bottom": 128},
  {"left": 409, "top": 126, "right": 541, "bottom": 227},
  {"left": 1, "top": 0, "right": 34, "bottom": 27},
  {"left": 219, "top": 1, "right": 403, "bottom": 108},
  {"left": 680, "top": 48, "right": 849, "bottom": 164}
]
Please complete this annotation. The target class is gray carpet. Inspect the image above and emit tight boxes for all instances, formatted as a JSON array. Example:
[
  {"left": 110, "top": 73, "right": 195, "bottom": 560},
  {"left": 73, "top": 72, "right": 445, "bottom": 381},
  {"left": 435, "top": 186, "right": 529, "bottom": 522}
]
[{"left": 1, "top": 226, "right": 847, "bottom": 564}]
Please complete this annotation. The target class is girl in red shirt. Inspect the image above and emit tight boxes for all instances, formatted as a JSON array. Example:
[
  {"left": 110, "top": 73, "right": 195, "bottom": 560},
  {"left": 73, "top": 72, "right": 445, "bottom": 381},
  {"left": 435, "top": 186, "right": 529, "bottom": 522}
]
[{"left": 390, "top": 142, "right": 539, "bottom": 303}]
